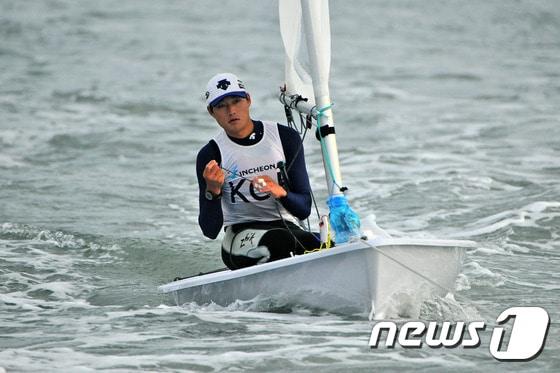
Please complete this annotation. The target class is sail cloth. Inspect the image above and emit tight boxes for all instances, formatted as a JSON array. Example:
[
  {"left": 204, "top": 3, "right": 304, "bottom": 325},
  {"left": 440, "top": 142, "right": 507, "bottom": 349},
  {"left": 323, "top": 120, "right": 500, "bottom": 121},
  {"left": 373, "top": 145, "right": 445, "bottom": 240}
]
[
  {"left": 279, "top": 0, "right": 330, "bottom": 105},
  {"left": 279, "top": 0, "right": 362, "bottom": 243},
  {"left": 279, "top": 0, "right": 339, "bottom": 192}
]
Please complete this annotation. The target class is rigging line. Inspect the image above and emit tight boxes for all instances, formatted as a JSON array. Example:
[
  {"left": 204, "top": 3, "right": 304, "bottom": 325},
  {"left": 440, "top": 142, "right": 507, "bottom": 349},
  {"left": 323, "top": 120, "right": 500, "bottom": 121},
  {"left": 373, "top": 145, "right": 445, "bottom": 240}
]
[
  {"left": 360, "top": 239, "right": 485, "bottom": 313},
  {"left": 286, "top": 121, "right": 309, "bottom": 172},
  {"left": 172, "top": 267, "right": 229, "bottom": 282},
  {"left": 361, "top": 239, "right": 456, "bottom": 294},
  {"left": 278, "top": 160, "right": 315, "bottom": 230},
  {"left": 284, "top": 109, "right": 322, "bottom": 222},
  {"left": 218, "top": 118, "right": 337, "bottom": 239},
  {"left": 285, "top": 104, "right": 342, "bottom": 199},
  {"left": 309, "top": 186, "right": 321, "bottom": 221},
  {"left": 281, "top": 114, "right": 321, "bottom": 222},
  {"left": 221, "top": 162, "right": 311, "bottom": 254},
  {"left": 285, "top": 125, "right": 321, "bottom": 221},
  {"left": 219, "top": 126, "right": 318, "bottom": 237},
  {"left": 274, "top": 201, "right": 308, "bottom": 252},
  {"left": 221, "top": 160, "right": 319, "bottom": 223},
  {"left": 221, "top": 164, "right": 314, "bottom": 240},
  {"left": 315, "top": 104, "right": 343, "bottom": 191}
]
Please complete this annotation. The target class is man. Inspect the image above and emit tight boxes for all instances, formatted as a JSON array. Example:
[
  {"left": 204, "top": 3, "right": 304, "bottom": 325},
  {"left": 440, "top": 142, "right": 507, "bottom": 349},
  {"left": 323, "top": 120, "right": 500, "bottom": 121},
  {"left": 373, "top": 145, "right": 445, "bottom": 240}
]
[{"left": 196, "top": 72, "right": 320, "bottom": 269}]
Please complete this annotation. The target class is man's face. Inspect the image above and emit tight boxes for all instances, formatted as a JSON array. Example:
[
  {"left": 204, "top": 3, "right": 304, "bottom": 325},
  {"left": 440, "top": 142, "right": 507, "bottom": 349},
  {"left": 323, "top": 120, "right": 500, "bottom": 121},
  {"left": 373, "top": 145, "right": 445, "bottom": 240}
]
[{"left": 209, "top": 95, "right": 253, "bottom": 138}]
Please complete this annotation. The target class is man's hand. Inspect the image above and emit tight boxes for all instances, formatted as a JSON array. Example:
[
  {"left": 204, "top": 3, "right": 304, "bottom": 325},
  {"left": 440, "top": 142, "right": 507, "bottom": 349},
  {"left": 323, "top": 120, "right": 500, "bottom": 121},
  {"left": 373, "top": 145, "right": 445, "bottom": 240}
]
[
  {"left": 203, "top": 160, "right": 225, "bottom": 195},
  {"left": 252, "top": 175, "right": 287, "bottom": 199}
]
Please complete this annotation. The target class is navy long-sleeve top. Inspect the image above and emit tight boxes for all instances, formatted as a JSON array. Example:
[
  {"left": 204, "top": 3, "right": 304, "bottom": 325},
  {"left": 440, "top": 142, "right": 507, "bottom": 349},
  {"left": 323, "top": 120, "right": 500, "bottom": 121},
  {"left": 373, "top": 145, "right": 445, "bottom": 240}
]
[{"left": 196, "top": 121, "right": 312, "bottom": 239}]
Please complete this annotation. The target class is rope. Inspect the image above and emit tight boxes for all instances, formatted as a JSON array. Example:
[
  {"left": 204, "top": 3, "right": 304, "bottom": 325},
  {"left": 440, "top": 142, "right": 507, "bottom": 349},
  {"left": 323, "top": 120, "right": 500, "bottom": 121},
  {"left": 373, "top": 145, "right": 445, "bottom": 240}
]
[
  {"left": 359, "top": 238, "right": 497, "bottom": 318},
  {"left": 282, "top": 102, "right": 342, "bottom": 224},
  {"left": 286, "top": 115, "right": 309, "bottom": 171},
  {"left": 361, "top": 239, "right": 457, "bottom": 295},
  {"left": 281, "top": 106, "right": 321, "bottom": 223},
  {"left": 304, "top": 217, "right": 333, "bottom": 253},
  {"left": 273, "top": 201, "right": 312, "bottom": 254},
  {"left": 220, "top": 164, "right": 317, "bottom": 250},
  {"left": 315, "top": 103, "right": 343, "bottom": 191},
  {"left": 284, "top": 102, "right": 342, "bottom": 192}
]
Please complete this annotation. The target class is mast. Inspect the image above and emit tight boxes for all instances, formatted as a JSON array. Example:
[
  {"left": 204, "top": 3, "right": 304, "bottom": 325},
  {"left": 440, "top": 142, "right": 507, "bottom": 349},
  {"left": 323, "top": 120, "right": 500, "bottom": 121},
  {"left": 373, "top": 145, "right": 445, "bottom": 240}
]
[
  {"left": 299, "top": 0, "right": 343, "bottom": 196},
  {"left": 279, "top": 0, "right": 361, "bottom": 242}
]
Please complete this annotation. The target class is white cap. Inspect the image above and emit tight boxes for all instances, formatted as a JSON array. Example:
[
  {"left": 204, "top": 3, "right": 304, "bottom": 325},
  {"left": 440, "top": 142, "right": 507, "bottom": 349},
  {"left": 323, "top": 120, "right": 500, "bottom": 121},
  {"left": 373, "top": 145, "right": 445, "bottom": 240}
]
[{"left": 205, "top": 73, "right": 248, "bottom": 107}]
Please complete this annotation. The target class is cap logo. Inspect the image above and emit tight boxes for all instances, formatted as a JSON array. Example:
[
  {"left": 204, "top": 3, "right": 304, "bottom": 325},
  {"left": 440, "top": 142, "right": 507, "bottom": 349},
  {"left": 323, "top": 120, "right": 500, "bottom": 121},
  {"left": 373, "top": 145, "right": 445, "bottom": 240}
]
[{"left": 216, "top": 79, "right": 231, "bottom": 90}]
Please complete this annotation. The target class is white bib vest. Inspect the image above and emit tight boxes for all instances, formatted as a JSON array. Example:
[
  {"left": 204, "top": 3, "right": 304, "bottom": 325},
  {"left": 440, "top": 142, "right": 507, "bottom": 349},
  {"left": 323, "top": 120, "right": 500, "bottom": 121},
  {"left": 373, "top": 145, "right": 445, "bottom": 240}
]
[{"left": 213, "top": 121, "right": 297, "bottom": 226}]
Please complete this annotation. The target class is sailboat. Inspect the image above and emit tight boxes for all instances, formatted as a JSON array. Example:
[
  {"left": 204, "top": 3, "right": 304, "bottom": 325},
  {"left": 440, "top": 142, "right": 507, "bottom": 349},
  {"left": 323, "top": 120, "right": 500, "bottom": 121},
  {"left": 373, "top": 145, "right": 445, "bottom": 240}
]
[{"left": 158, "top": 0, "right": 475, "bottom": 319}]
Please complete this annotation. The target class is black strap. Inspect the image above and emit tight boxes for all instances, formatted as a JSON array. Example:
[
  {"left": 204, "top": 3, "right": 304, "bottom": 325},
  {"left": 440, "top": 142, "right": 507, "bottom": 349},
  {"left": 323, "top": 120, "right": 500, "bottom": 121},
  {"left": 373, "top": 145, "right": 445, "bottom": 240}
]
[{"left": 315, "top": 125, "right": 336, "bottom": 140}]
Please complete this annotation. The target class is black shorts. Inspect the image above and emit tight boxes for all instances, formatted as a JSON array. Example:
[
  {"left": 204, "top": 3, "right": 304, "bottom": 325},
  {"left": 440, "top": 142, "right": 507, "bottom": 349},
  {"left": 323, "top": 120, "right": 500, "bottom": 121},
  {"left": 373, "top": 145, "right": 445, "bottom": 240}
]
[{"left": 221, "top": 220, "right": 321, "bottom": 270}]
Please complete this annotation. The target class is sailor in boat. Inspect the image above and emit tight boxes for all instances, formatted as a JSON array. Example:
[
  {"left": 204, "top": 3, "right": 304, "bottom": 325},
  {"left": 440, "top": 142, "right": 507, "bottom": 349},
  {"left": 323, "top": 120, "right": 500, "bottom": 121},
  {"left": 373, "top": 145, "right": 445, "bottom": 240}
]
[{"left": 197, "top": 73, "right": 321, "bottom": 270}]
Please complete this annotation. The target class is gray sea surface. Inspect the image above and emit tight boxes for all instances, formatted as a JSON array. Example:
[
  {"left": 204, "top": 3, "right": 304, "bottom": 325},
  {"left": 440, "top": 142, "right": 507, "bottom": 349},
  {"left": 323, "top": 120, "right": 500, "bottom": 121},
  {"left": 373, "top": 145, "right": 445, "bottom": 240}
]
[{"left": 1, "top": 0, "right": 559, "bottom": 371}]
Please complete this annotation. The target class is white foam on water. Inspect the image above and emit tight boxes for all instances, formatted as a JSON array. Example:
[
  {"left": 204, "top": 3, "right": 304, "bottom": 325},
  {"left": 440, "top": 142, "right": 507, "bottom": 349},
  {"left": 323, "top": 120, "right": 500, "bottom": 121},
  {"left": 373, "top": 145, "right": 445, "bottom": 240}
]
[
  {"left": 470, "top": 245, "right": 509, "bottom": 256},
  {"left": 454, "top": 273, "right": 471, "bottom": 291},
  {"left": 0, "top": 153, "right": 27, "bottom": 168},
  {"left": 0, "top": 300, "right": 378, "bottom": 371},
  {"left": 0, "top": 293, "right": 45, "bottom": 312},
  {"left": 0, "top": 224, "right": 125, "bottom": 322},
  {"left": 373, "top": 84, "right": 414, "bottom": 100},
  {"left": 420, "top": 293, "right": 483, "bottom": 322},
  {"left": 461, "top": 261, "right": 505, "bottom": 289},
  {"left": 449, "top": 200, "right": 560, "bottom": 239},
  {"left": 104, "top": 303, "right": 204, "bottom": 321},
  {"left": 377, "top": 350, "right": 478, "bottom": 368},
  {"left": 26, "top": 281, "right": 83, "bottom": 301}
]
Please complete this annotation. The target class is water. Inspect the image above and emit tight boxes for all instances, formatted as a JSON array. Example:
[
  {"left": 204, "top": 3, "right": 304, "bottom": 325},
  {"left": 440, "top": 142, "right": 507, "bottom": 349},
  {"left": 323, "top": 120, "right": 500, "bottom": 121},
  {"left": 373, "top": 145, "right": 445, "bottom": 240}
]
[{"left": 1, "top": 0, "right": 559, "bottom": 371}]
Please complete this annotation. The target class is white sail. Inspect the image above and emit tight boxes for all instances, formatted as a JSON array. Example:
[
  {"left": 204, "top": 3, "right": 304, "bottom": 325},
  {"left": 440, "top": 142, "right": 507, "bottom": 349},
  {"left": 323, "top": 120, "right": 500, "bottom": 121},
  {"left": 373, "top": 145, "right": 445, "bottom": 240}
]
[
  {"left": 279, "top": 0, "right": 342, "bottom": 197},
  {"left": 279, "top": 0, "right": 316, "bottom": 103}
]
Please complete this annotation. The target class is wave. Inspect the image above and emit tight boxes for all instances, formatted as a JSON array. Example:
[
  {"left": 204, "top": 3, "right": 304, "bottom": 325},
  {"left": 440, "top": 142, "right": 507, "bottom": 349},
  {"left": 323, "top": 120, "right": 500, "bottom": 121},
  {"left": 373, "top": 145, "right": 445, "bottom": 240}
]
[
  {"left": 0, "top": 223, "right": 123, "bottom": 306},
  {"left": 449, "top": 201, "right": 560, "bottom": 239},
  {"left": 0, "top": 154, "right": 27, "bottom": 169}
]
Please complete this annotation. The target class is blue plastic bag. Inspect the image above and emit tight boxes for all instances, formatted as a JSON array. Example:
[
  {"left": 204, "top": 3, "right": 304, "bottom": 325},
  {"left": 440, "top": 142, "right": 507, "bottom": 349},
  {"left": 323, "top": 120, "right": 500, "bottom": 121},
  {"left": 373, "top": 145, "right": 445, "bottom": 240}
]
[{"left": 327, "top": 194, "right": 361, "bottom": 243}]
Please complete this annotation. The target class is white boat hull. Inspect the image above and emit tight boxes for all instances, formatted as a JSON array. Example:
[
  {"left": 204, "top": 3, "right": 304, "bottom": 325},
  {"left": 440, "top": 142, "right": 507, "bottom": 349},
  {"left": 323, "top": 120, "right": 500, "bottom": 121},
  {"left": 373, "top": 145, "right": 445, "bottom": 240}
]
[{"left": 159, "top": 237, "right": 474, "bottom": 318}]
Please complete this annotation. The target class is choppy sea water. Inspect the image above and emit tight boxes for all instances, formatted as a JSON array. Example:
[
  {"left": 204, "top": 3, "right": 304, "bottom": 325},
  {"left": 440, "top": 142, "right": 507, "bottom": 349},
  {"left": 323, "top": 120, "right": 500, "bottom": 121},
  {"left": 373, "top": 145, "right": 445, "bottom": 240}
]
[{"left": 1, "top": 0, "right": 559, "bottom": 371}]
